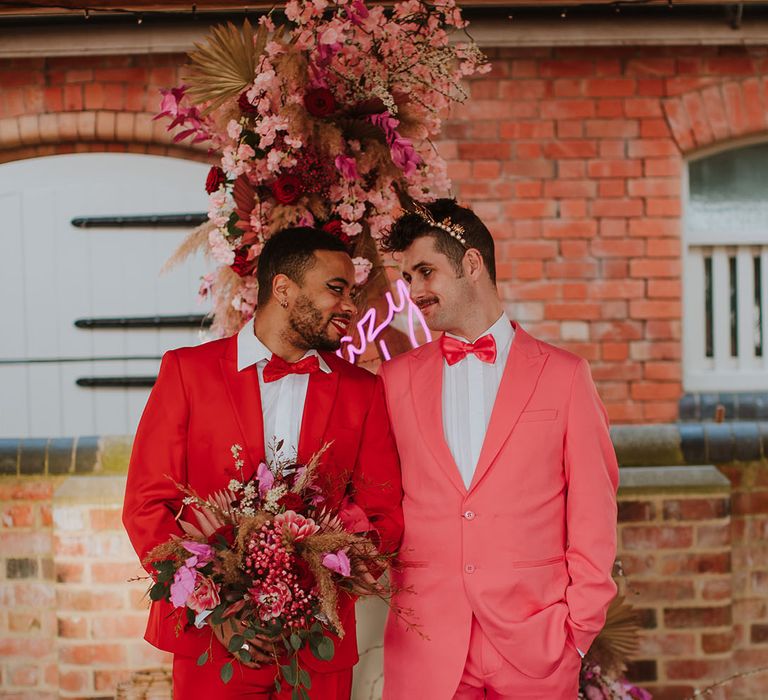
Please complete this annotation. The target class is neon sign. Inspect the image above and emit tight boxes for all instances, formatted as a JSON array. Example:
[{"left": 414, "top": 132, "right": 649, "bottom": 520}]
[{"left": 337, "top": 278, "right": 432, "bottom": 363}]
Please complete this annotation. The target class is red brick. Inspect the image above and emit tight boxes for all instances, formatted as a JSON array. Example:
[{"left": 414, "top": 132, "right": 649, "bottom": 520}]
[
  {"left": 0, "top": 638, "right": 54, "bottom": 657},
  {"left": 630, "top": 259, "right": 680, "bottom": 278},
  {"left": 544, "top": 261, "right": 598, "bottom": 279},
  {"left": 591, "top": 197, "right": 643, "bottom": 218},
  {"left": 629, "top": 139, "right": 680, "bottom": 158},
  {"left": 642, "top": 401, "right": 678, "bottom": 421},
  {"left": 457, "top": 142, "right": 512, "bottom": 161},
  {"left": 59, "top": 642, "right": 127, "bottom": 665},
  {"left": 701, "top": 578, "right": 732, "bottom": 601},
  {"left": 682, "top": 91, "right": 714, "bottom": 148},
  {"left": 743, "top": 77, "right": 767, "bottom": 133},
  {"left": 661, "top": 552, "right": 731, "bottom": 576},
  {"left": 640, "top": 118, "right": 671, "bottom": 138},
  {"left": 637, "top": 633, "right": 696, "bottom": 657},
  {"left": 723, "top": 82, "right": 747, "bottom": 138},
  {"left": 702, "top": 631, "right": 735, "bottom": 654},
  {"left": 544, "top": 180, "right": 596, "bottom": 198},
  {"left": 540, "top": 99, "right": 595, "bottom": 119},
  {"left": 0, "top": 481, "right": 54, "bottom": 501},
  {"left": 631, "top": 580, "right": 695, "bottom": 602},
  {"left": 515, "top": 142, "right": 543, "bottom": 159},
  {"left": 595, "top": 99, "right": 624, "bottom": 119},
  {"left": 544, "top": 140, "right": 597, "bottom": 159},
  {"left": 598, "top": 218, "right": 628, "bottom": 237},
  {"left": 57, "top": 615, "right": 88, "bottom": 639},
  {"left": 629, "top": 218, "right": 680, "bottom": 238},
  {"left": 557, "top": 160, "right": 586, "bottom": 178},
  {"left": 585, "top": 119, "right": 639, "bottom": 139},
  {"left": 556, "top": 120, "right": 583, "bottom": 138},
  {"left": 598, "top": 179, "right": 626, "bottom": 198},
  {"left": 602, "top": 343, "right": 629, "bottom": 361},
  {"left": 539, "top": 60, "right": 594, "bottom": 78},
  {"left": 628, "top": 178, "right": 680, "bottom": 198},
  {"left": 623, "top": 525, "right": 693, "bottom": 550},
  {"left": 503, "top": 200, "right": 556, "bottom": 219},
  {"left": 646, "top": 197, "right": 681, "bottom": 217},
  {"left": 59, "top": 669, "right": 90, "bottom": 693},
  {"left": 700, "top": 85, "right": 730, "bottom": 141},
  {"left": 665, "top": 606, "right": 732, "bottom": 630},
  {"left": 625, "top": 98, "right": 663, "bottom": 118},
  {"left": 544, "top": 303, "right": 602, "bottom": 321},
  {"left": 706, "top": 55, "right": 755, "bottom": 76},
  {"left": 631, "top": 341, "right": 681, "bottom": 361},
  {"left": 553, "top": 79, "right": 582, "bottom": 98},
  {"left": 646, "top": 238, "right": 681, "bottom": 257},
  {"left": 499, "top": 121, "right": 554, "bottom": 139},
  {"left": 644, "top": 361, "right": 682, "bottom": 381},
  {"left": 587, "top": 159, "right": 642, "bottom": 178},
  {"left": 648, "top": 280, "right": 681, "bottom": 298},
  {"left": 585, "top": 78, "right": 636, "bottom": 97},
  {"left": 56, "top": 589, "right": 125, "bottom": 611},
  {"left": 631, "top": 381, "right": 682, "bottom": 401},
  {"left": 559, "top": 200, "right": 587, "bottom": 218},
  {"left": 697, "top": 524, "right": 731, "bottom": 548},
  {"left": 541, "top": 220, "right": 597, "bottom": 239},
  {"left": 503, "top": 241, "right": 558, "bottom": 259}
]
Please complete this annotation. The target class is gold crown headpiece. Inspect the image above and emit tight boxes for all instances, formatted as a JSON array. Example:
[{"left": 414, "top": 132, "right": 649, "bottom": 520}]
[{"left": 411, "top": 201, "right": 468, "bottom": 248}]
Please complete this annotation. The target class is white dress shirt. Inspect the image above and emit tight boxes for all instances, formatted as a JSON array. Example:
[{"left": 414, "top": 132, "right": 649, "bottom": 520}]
[
  {"left": 442, "top": 313, "right": 514, "bottom": 488},
  {"left": 237, "top": 322, "right": 331, "bottom": 464}
]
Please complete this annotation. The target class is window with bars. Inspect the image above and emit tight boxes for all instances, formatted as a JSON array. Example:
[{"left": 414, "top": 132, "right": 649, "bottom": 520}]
[{"left": 684, "top": 143, "right": 768, "bottom": 391}]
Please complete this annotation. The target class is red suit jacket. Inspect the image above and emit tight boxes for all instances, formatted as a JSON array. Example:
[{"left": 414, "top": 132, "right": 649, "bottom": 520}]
[{"left": 122, "top": 334, "right": 403, "bottom": 671}]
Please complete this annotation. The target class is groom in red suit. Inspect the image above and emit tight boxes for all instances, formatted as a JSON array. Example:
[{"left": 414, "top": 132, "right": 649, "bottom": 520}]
[{"left": 122, "top": 226, "right": 403, "bottom": 699}]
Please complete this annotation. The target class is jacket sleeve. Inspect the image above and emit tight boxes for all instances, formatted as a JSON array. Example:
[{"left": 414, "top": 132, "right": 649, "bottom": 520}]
[
  {"left": 563, "top": 358, "right": 619, "bottom": 653},
  {"left": 350, "top": 375, "right": 404, "bottom": 556},
  {"left": 122, "top": 350, "right": 189, "bottom": 568}
]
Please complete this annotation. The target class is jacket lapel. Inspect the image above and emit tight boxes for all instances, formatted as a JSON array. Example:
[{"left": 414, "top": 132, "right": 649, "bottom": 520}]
[
  {"left": 468, "top": 324, "right": 548, "bottom": 494},
  {"left": 218, "top": 337, "right": 266, "bottom": 475},
  {"left": 297, "top": 364, "right": 340, "bottom": 463},
  {"left": 410, "top": 341, "right": 467, "bottom": 496}
]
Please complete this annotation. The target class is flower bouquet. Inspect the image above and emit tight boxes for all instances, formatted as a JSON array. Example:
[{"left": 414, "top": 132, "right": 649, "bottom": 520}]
[
  {"left": 579, "top": 596, "right": 652, "bottom": 700},
  {"left": 156, "top": 0, "right": 488, "bottom": 338},
  {"left": 143, "top": 443, "right": 392, "bottom": 695}
]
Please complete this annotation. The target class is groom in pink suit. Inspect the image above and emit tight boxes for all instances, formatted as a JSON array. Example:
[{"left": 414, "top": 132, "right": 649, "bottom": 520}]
[{"left": 379, "top": 200, "right": 618, "bottom": 699}]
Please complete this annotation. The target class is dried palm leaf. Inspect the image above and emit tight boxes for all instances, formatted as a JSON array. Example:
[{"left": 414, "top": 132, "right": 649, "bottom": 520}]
[
  {"left": 161, "top": 220, "right": 214, "bottom": 273},
  {"left": 182, "top": 19, "right": 267, "bottom": 115},
  {"left": 585, "top": 595, "right": 641, "bottom": 677}
]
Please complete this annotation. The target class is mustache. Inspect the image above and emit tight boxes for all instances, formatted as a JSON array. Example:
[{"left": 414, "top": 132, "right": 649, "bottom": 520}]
[{"left": 413, "top": 297, "right": 438, "bottom": 309}]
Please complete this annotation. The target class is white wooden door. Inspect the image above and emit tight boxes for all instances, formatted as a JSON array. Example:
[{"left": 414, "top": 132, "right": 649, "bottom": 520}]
[{"left": 0, "top": 153, "right": 213, "bottom": 438}]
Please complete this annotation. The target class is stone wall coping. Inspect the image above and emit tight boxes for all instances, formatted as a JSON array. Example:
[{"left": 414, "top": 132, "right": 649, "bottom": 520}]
[
  {"left": 2, "top": 423, "right": 768, "bottom": 475},
  {"left": 618, "top": 465, "right": 731, "bottom": 495},
  {"left": 52, "top": 474, "right": 127, "bottom": 504}
]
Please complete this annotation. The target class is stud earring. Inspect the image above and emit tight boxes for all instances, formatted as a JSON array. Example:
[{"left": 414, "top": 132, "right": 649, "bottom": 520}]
[{"left": 280, "top": 298, "right": 288, "bottom": 309}]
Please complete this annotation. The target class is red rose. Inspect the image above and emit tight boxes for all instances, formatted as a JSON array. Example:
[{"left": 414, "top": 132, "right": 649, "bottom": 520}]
[
  {"left": 238, "top": 90, "right": 259, "bottom": 117},
  {"left": 230, "top": 248, "right": 254, "bottom": 277},
  {"left": 293, "top": 557, "right": 316, "bottom": 592},
  {"left": 304, "top": 88, "right": 337, "bottom": 118},
  {"left": 277, "top": 492, "right": 307, "bottom": 514},
  {"left": 271, "top": 174, "right": 303, "bottom": 204},
  {"left": 322, "top": 219, "right": 351, "bottom": 245},
  {"left": 208, "top": 524, "right": 236, "bottom": 547},
  {"left": 205, "top": 166, "right": 226, "bottom": 194}
]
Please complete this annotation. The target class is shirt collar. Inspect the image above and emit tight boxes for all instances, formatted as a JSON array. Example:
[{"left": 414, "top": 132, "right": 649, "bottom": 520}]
[
  {"left": 446, "top": 312, "right": 514, "bottom": 361},
  {"left": 236, "top": 322, "right": 331, "bottom": 374}
]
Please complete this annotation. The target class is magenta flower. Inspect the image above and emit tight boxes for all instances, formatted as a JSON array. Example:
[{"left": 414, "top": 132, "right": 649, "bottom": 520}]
[
  {"left": 181, "top": 541, "right": 214, "bottom": 565},
  {"left": 186, "top": 575, "right": 221, "bottom": 613},
  {"left": 256, "top": 461, "right": 275, "bottom": 497},
  {"left": 170, "top": 565, "right": 197, "bottom": 608},
  {"left": 322, "top": 549, "right": 351, "bottom": 577},
  {"left": 335, "top": 154, "right": 359, "bottom": 181},
  {"left": 390, "top": 137, "right": 421, "bottom": 176}
]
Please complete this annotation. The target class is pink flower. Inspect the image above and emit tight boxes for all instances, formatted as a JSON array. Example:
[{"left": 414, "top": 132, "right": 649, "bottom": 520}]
[
  {"left": 335, "top": 155, "right": 359, "bottom": 181},
  {"left": 390, "top": 136, "right": 421, "bottom": 176},
  {"left": 252, "top": 581, "right": 292, "bottom": 621},
  {"left": 322, "top": 549, "right": 351, "bottom": 577},
  {"left": 169, "top": 565, "right": 197, "bottom": 608},
  {"left": 181, "top": 541, "right": 214, "bottom": 565},
  {"left": 347, "top": 0, "right": 369, "bottom": 26},
  {"left": 274, "top": 510, "right": 320, "bottom": 542},
  {"left": 352, "top": 257, "right": 373, "bottom": 285},
  {"left": 256, "top": 461, "right": 275, "bottom": 497},
  {"left": 186, "top": 575, "right": 221, "bottom": 613}
]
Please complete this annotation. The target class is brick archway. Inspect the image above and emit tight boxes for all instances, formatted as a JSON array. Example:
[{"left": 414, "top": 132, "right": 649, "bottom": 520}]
[
  {"left": 0, "top": 109, "right": 209, "bottom": 165},
  {"left": 0, "top": 54, "right": 209, "bottom": 165},
  {"left": 662, "top": 76, "right": 768, "bottom": 154}
]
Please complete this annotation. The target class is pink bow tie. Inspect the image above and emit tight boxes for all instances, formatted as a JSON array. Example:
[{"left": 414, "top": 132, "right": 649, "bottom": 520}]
[
  {"left": 263, "top": 354, "right": 320, "bottom": 383},
  {"left": 440, "top": 334, "right": 497, "bottom": 366}
]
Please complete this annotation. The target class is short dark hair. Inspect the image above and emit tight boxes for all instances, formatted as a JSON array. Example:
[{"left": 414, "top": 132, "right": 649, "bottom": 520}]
[
  {"left": 381, "top": 199, "right": 496, "bottom": 284},
  {"left": 256, "top": 226, "right": 348, "bottom": 306}
]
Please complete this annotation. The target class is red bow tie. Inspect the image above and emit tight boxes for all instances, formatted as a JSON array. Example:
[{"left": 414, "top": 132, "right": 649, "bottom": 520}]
[
  {"left": 262, "top": 354, "right": 320, "bottom": 383},
  {"left": 440, "top": 334, "right": 497, "bottom": 366}
]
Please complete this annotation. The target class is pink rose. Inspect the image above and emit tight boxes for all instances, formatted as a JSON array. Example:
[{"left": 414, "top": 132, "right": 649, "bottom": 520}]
[
  {"left": 169, "top": 565, "right": 197, "bottom": 608},
  {"left": 186, "top": 575, "right": 221, "bottom": 613}
]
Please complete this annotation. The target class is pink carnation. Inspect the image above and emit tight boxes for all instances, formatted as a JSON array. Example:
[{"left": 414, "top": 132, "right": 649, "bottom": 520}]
[{"left": 186, "top": 575, "right": 221, "bottom": 613}]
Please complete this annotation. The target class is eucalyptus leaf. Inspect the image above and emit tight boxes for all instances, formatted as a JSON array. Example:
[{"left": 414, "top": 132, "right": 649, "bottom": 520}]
[
  {"left": 196, "top": 650, "right": 209, "bottom": 666},
  {"left": 280, "top": 663, "right": 297, "bottom": 686},
  {"left": 227, "top": 634, "right": 245, "bottom": 653},
  {"left": 299, "top": 668, "right": 311, "bottom": 689},
  {"left": 290, "top": 633, "right": 302, "bottom": 651},
  {"left": 220, "top": 661, "right": 234, "bottom": 684}
]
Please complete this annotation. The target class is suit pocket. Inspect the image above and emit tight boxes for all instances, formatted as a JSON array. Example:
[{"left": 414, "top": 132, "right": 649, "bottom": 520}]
[
  {"left": 518, "top": 409, "right": 558, "bottom": 423},
  {"left": 512, "top": 555, "right": 565, "bottom": 569}
]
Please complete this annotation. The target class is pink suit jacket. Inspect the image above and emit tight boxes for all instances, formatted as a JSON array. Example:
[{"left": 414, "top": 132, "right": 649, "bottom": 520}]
[{"left": 379, "top": 323, "right": 618, "bottom": 699}]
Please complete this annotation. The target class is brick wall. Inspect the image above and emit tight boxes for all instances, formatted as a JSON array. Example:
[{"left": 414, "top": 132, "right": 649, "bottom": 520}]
[
  {"left": 0, "top": 476, "right": 170, "bottom": 699},
  {"left": 2, "top": 46, "right": 768, "bottom": 423}
]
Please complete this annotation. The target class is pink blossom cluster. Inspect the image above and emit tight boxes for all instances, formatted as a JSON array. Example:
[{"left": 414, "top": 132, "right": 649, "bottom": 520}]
[
  {"left": 156, "top": 0, "right": 487, "bottom": 336},
  {"left": 169, "top": 541, "right": 222, "bottom": 613}
]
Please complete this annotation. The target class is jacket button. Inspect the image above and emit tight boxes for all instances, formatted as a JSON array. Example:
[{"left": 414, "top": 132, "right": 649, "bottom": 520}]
[
  {"left": 463, "top": 510, "right": 475, "bottom": 520},
  {"left": 464, "top": 564, "right": 475, "bottom": 574}
]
